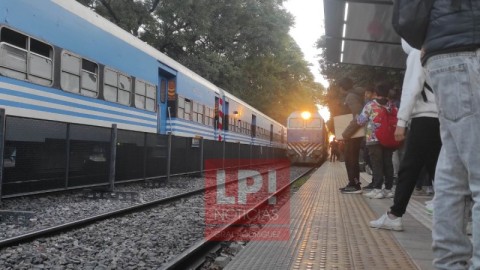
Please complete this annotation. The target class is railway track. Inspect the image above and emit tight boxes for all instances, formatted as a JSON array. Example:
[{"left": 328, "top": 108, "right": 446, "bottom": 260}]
[
  {"left": 0, "top": 164, "right": 313, "bottom": 252},
  {"left": 160, "top": 166, "right": 317, "bottom": 270}
]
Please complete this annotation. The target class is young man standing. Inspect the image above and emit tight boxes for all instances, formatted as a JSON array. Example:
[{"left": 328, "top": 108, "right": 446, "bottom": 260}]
[
  {"left": 337, "top": 77, "right": 364, "bottom": 194},
  {"left": 397, "top": 1, "right": 480, "bottom": 268}
]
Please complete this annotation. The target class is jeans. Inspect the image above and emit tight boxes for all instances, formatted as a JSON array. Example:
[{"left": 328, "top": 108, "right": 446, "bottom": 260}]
[
  {"left": 426, "top": 50, "right": 480, "bottom": 269},
  {"left": 344, "top": 137, "right": 363, "bottom": 185},
  {"left": 390, "top": 117, "right": 441, "bottom": 217},
  {"left": 367, "top": 144, "right": 394, "bottom": 190}
]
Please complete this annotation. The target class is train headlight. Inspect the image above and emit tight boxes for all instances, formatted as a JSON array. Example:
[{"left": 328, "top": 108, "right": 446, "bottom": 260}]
[{"left": 301, "top": 111, "right": 311, "bottom": 120}]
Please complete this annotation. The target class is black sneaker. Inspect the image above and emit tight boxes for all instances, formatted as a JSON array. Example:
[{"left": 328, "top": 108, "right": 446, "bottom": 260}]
[
  {"left": 341, "top": 185, "right": 362, "bottom": 194},
  {"left": 362, "top": 182, "right": 375, "bottom": 190},
  {"left": 339, "top": 184, "right": 354, "bottom": 191}
]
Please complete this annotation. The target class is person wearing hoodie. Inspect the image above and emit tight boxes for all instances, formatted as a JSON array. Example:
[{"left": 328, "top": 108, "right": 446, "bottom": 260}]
[
  {"left": 337, "top": 77, "right": 365, "bottom": 194},
  {"left": 357, "top": 82, "right": 396, "bottom": 199},
  {"left": 369, "top": 40, "right": 441, "bottom": 231}
]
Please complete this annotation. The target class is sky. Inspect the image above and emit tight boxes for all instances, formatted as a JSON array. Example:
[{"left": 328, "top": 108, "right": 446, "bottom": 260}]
[
  {"left": 283, "top": 0, "right": 331, "bottom": 121},
  {"left": 283, "top": 0, "right": 328, "bottom": 88}
]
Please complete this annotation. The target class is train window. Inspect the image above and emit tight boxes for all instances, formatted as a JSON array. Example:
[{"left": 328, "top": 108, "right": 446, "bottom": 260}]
[
  {"left": 199, "top": 104, "right": 205, "bottom": 124},
  {"left": 160, "top": 79, "right": 167, "bottom": 103},
  {"left": 30, "top": 38, "right": 51, "bottom": 58},
  {"left": 145, "top": 84, "right": 156, "bottom": 111},
  {"left": 0, "top": 27, "right": 53, "bottom": 86},
  {"left": 61, "top": 51, "right": 99, "bottom": 97},
  {"left": 134, "top": 79, "right": 156, "bottom": 111},
  {"left": 177, "top": 96, "right": 185, "bottom": 119},
  {"left": 192, "top": 102, "right": 204, "bottom": 124},
  {"left": 135, "top": 80, "right": 146, "bottom": 108},
  {"left": 184, "top": 99, "right": 191, "bottom": 120},
  {"left": 205, "top": 107, "right": 214, "bottom": 126},
  {"left": 118, "top": 74, "right": 131, "bottom": 105},
  {"left": 229, "top": 116, "right": 235, "bottom": 132},
  {"left": 1, "top": 28, "right": 27, "bottom": 49},
  {"left": 104, "top": 67, "right": 132, "bottom": 106},
  {"left": 306, "top": 118, "right": 321, "bottom": 128},
  {"left": 288, "top": 118, "right": 303, "bottom": 128}
]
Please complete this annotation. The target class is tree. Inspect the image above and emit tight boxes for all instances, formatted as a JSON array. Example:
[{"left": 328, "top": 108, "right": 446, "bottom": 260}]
[{"left": 76, "top": 0, "right": 325, "bottom": 123}]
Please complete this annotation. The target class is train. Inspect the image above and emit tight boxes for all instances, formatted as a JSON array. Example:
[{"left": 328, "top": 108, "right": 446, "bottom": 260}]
[
  {"left": 286, "top": 111, "right": 328, "bottom": 165},
  {"left": 0, "top": 0, "right": 287, "bottom": 196}
]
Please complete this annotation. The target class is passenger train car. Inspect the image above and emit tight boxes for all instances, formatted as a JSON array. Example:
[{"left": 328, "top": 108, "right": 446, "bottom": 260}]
[
  {"left": 287, "top": 111, "right": 328, "bottom": 165},
  {"left": 0, "top": 0, "right": 287, "bottom": 195}
]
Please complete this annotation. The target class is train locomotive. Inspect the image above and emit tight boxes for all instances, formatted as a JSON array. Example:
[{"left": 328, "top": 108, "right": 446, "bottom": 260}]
[
  {"left": 0, "top": 0, "right": 287, "bottom": 196},
  {"left": 286, "top": 111, "right": 328, "bottom": 165}
]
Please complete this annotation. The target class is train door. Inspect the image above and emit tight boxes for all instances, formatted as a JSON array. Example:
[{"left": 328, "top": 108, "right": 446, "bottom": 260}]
[
  {"left": 215, "top": 96, "right": 223, "bottom": 140},
  {"left": 251, "top": 115, "right": 256, "bottom": 138},
  {"left": 224, "top": 101, "right": 229, "bottom": 132},
  {"left": 158, "top": 65, "right": 177, "bottom": 134},
  {"left": 157, "top": 77, "right": 167, "bottom": 134}
]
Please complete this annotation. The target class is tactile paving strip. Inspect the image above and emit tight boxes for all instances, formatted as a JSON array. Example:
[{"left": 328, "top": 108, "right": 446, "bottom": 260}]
[{"left": 225, "top": 162, "right": 419, "bottom": 270}]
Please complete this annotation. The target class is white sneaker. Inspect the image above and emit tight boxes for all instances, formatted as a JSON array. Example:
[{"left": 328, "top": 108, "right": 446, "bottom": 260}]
[
  {"left": 384, "top": 189, "right": 394, "bottom": 198},
  {"left": 373, "top": 189, "right": 385, "bottom": 199},
  {"left": 365, "top": 189, "right": 383, "bottom": 199},
  {"left": 370, "top": 212, "right": 403, "bottom": 231},
  {"left": 425, "top": 201, "right": 433, "bottom": 215}
]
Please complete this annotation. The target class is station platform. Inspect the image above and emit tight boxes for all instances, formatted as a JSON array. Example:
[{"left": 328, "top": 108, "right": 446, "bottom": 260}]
[{"left": 225, "top": 161, "right": 434, "bottom": 270}]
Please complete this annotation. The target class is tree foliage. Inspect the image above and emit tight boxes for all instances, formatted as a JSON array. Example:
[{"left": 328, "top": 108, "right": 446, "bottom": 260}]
[{"left": 75, "top": 0, "right": 324, "bottom": 124}]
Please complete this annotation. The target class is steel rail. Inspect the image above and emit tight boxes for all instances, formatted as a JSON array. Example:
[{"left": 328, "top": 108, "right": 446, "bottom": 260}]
[
  {"left": 160, "top": 166, "right": 317, "bottom": 270},
  {"left": 0, "top": 163, "right": 294, "bottom": 249}
]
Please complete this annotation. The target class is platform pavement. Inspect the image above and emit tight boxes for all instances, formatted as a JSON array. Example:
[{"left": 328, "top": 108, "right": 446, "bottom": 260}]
[
  {"left": 359, "top": 166, "right": 434, "bottom": 270},
  {"left": 225, "top": 161, "right": 435, "bottom": 270}
]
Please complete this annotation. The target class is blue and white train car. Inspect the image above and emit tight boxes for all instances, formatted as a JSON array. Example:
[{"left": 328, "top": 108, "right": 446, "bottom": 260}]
[
  {"left": 0, "top": 0, "right": 286, "bottom": 144},
  {"left": 223, "top": 91, "right": 286, "bottom": 148},
  {"left": 0, "top": 0, "right": 287, "bottom": 195}
]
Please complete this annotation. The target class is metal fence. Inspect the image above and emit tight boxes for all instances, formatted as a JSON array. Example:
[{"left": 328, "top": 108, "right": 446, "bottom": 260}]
[{"left": 0, "top": 114, "right": 286, "bottom": 199}]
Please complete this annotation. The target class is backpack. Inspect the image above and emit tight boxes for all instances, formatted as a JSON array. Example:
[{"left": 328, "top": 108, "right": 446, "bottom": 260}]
[
  {"left": 374, "top": 105, "right": 401, "bottom": 149},
  {"left": 391, "top": 0, "right": 434, "bottom": 49}
]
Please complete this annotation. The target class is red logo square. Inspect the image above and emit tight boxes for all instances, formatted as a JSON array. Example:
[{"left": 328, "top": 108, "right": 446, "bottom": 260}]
[{"left": 204, "top": 159, "right": 290, "bottom": 241}]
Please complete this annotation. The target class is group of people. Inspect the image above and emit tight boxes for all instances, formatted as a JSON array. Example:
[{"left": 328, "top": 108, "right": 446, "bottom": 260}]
[{"left": 334, "top": 1, "right": 480, "bottom": 268}]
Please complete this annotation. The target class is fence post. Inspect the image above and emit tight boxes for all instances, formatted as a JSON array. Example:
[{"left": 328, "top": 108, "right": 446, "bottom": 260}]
[
  {"left": 143, "top": 133, "right": 147, "bottom": 180},
  {"left": 199, "top": 137, "right": 204, "bottom": 176},
  {"left": 0, "top": 109, "right": 5, "bottom": 203},
  {"left": 238, "top": 142, "right": 241, "bottom": 168},
  {"left": 222, "top": 139, "right": 226, "bottom": 169},
  {"left": 249, "top": 143, "right": 253, "bottom": 168},
  {"left": 167, "top": 133, "right": 172, "bottom": 182},
  {"left": 108, "top": 124, "right": 117, "bottom": 192},
  {"left": 65, "top": 124, "right": 71, "bottom": 189}
]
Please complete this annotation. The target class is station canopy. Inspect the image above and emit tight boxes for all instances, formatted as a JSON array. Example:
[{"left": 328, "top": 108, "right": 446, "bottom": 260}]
[{"left": 323, "top": 0, "right": 406, "bottom": 69}]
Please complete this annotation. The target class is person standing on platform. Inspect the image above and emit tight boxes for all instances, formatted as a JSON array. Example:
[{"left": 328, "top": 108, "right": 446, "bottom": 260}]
[
  {"left": 337, "top": 77, "right": 364, "bottom": 194},
  {"left": 369, "top": 40, "right": 441, "bottom": 231},
  {"left": 362, "top": 87, "right": 377, "bottom": 190},
  {"left": 357, "top": 82, "right": 396, "bottom": 199},
  {"left": 329, "top": 138, "right": 339, "bottom": 162},
  {"left": 395, "top": 1, "right": 480, "bottom": 268}
]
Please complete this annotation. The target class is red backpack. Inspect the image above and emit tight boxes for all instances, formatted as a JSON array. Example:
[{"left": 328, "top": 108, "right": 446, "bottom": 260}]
[{"left": 374, "top": 105, "right": 401, "bottom": 149}]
